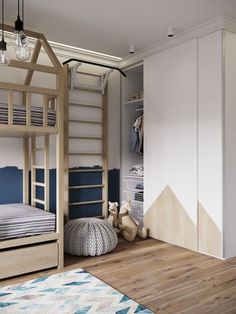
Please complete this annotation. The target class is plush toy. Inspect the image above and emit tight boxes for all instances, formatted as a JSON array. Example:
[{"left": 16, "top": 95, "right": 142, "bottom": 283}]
[
  {"left": 106, "top": 201, "right": 119, "bottom": 231},
  {"left": 118, "top": 200, "right": 148, "bottom": 241}
]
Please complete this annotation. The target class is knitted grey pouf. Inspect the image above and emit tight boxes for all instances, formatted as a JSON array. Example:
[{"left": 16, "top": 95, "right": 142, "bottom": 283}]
[{"left": 64, "top": 218, "right": 118, "bottom": 256}]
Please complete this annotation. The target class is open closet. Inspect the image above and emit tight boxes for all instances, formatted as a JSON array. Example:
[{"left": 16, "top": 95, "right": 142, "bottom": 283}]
[{"left": 120, "top": 64, "right": 144, "bottom": 226}]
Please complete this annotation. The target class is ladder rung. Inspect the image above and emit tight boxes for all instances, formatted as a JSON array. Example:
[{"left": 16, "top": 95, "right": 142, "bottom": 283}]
[
  {"left": 69, "top": 136, "right": 103, "bottom": 140},
  {"left": 69, "top": 184, "right": 104, "bottom": 189},
  {"left": 32, "top": 198, "right": 45, "bottom": 205},
  {"left": 69, "top": 168, "right": 104, "bottom": 173},
  {"left": 33, "top": 148, "right": 44, "bottom": 152},
  {"left": 32, "top": 182, "right": 45, "bottom": 187},
  {"left": 69, "top": 119, "right": 102, "bottom": 125},
  {"left": 77, "top": 71, "right": 101, "bottom": 78},
  {"left": 32, "top": 166, "right": 45, "bottom": 169},
  {"left": 75, "top": 84, "right": 101, "bottom": 93},
  {"left": 69, "top": 200, "right": 105, "bottom": 206},
  {"left": 69, "top": 103, "right": 102, "bottom": 109},
  {"left": 69, "top": 152, "right": 103, "bottom": 156}
]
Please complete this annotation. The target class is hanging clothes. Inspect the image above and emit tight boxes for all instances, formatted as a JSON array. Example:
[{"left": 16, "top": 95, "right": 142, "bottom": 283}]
[{"left": 130, "top": 114, "right": 143, "bottom": 154}]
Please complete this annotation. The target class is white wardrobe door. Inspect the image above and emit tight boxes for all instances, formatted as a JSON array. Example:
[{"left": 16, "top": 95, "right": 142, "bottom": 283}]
[
  {"left": 224, "top": 31, "right": 236, "bottom": 259},
  {"left": 144, "top": 39, "right": 198, "bottom": 250},
  {"left": 198, "top": 31, "right": 223, "bottom": 258}
]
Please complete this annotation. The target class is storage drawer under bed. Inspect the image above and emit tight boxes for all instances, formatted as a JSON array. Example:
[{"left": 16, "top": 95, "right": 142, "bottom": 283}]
[{"left": 0, "top": 242, "right": 58, "bottom": 279}]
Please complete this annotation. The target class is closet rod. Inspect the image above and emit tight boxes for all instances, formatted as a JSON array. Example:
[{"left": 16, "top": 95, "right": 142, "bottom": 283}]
[{"left": 62, "top": 58, "right": 126, "bottom": 77}]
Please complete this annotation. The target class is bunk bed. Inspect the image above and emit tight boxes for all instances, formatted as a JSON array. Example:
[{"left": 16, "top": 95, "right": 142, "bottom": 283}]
[{"left": 0, "top": 25, "right": 66, "bottom": 279}]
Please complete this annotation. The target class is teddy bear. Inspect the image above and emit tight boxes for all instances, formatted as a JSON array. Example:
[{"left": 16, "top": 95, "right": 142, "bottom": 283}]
[
  {"left": 106, "top": 201, "right": 119, "bottom": 232},
  {"left": 118, "top": 200, "right": 148, "bottom": 241}
]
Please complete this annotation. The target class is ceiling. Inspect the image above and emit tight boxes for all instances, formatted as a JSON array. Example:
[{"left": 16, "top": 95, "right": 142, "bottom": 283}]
[{"left": 5, "top": 0, "right": 236, "bottom": 58}]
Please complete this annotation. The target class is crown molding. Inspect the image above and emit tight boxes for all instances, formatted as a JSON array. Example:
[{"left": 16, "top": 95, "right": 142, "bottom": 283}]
[
  {"left": 4, "top": 31, "right": 121, "bottom": 68},
  {"left": 119, "top": 14, "right": 236, "bottom": 69}
]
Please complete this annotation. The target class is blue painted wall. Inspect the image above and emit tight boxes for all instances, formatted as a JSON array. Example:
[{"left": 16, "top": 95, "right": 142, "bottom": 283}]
[
  {"left": 0, "top": 167, "right": 23, "bottom": 204},
  {"left": 0, "top": 167, "right": 120, "bottom": 219}
]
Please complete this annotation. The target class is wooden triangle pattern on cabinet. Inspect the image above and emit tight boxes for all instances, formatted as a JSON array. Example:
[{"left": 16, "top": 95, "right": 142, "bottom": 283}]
[
  {"left": 198, "top": 202, "right": 222, "bottom": 258},
  {"left": 144, "top": 185, "right": 197, "bottom": 251}
]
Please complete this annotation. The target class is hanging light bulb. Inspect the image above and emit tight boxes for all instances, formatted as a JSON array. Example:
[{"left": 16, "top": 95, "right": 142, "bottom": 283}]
[
  {"left": 0, "top": 0, "right": 10, "bottom": 66},
  {"left": 11, "top": 0, "right": 28, "bottom": 47},
  {"left": 16, "top": 45, "right": 30, "bottom": 60},
  {"left": 12, "top": 0, "right": 31, "bottom": 61}
]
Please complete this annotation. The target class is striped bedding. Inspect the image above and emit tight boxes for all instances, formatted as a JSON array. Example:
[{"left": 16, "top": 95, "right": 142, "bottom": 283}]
[
  {"left": 0, "top": 103, "right": 56, "bottom": 126},
  {"left": 0, "top": 203, "right": 55, "bottom": 241}
]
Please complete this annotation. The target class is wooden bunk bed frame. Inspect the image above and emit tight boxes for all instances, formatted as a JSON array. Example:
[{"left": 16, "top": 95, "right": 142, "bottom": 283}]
[{"left": 0, "top": 25, "right": 66, "bottom": 279}]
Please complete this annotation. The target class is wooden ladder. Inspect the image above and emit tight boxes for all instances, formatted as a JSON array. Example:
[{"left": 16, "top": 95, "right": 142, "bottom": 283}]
[
  {"left": 31, "top": 135, "right": 50, "bottom": 210},
  {"left": 66, "top": 71, "right": 108, "bottom": 219}
]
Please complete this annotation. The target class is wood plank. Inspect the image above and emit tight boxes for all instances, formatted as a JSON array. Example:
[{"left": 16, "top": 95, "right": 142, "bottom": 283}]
[
  {"left": 32, "top": 181, "right": 45, "bottom": 187},
  {"left": 7, "top": 90, "right": 13, "bottom": 125},
  {"left": 69, "top": 102, "right": 102, "bottom": 109},
  {"left": 23, "top": 138, "right": 29, "bottom": 204},
  {"left": 40, "top": 35, "right": 62, "bottom": 69},
  {"left": 1, "top": 238, "right": 236, "bottom": 314},
  {"left": 0, "top": 81, "right": 59, "bottom": 96},
  {"left": 31, "top": 136, "right": 36, "bottom": 207},
  {"left": 69, "top": 168, "right": 104, "bottom": 173},
  {"left": 69, "top": 136, "right": 103, "bottom": 140},
  {"left": 69, "top": 119, "right": 102, "bottom": 125},
  {"left": 69, "top": 200, "right": 105, "bottom": 206},
  {"left": 69, "top": 184, "right": 104, "bottom": 189},
  {"left": 44, "top": 135, "right": 50, "bottom": 211},
  {"left": 68, "top": 152, "right": 103, "bottom": 156},
  {"left": 102, "top": 86, "right": 108, "bottom": 218},
  {"left": 9, "top": 59, "right": 59, "bottom": 74},
  {"left": 4, "top": 24, "right": 44, "bottom": 39},
  {"left": 24, "top": 39, "right": 42, "bottom": 86},
  {"left": 0, "top": 233, "right": 59, "bottom": 249},
  {"left": 0, "top": 243, "right": 58, "bottom": 280},
  {"left": 77, "top": 71, "right": 100, "bottom": 77},
  {"left": 63, "top": 65, "right": 69, "bottom": 223},
  {"left": 32, "top": 198, "right": 45, "bottom": 205},
  {"left": 0, "top": 125, "right": 59, "bottom": 137}
]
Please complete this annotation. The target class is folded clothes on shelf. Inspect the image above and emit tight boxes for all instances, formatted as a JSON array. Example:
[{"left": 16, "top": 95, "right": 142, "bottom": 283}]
[
  {"left": 134, "top": 191, "right": 143, "bottom": 202},
  {"left": 135, "top": 182, "right": 144, "bottom": 190},
  {"left": 129, "top": 163, "right": 144, "bottom": 177}
]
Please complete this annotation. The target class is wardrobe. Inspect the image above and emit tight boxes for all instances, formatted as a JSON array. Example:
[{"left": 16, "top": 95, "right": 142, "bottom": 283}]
[
  {"left": 143, "top": 30, "right": 236, "bottom": 259},
  {"left": 120, "top": 64, "right": 144, "bottom": 226}
]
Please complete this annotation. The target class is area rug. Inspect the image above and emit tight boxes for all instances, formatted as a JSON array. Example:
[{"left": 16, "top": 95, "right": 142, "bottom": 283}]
[{"left": 0, "top": 268, "right": 153, "bottom": 313}]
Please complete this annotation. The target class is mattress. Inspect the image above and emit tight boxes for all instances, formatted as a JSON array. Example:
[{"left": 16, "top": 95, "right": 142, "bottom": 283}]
[
  {"left": 0, "top": 203, "right": 55, "bottom": 241},
  {"left": 0, "top": 103, "right": 56, "bottom": 127}
]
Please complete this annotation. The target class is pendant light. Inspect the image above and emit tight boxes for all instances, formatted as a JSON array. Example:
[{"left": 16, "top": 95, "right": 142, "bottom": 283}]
[
  {"left": 0, "top": 0, "right": 10, "bottom": 66},
  {"left": 12, "top": 0, "right": 31, "bottom": 61}
]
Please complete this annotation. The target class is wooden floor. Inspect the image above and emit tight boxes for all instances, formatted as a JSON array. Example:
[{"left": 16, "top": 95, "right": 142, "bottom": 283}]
[{"left": 1, "top": 238, "right": 236, "bottom": 313}]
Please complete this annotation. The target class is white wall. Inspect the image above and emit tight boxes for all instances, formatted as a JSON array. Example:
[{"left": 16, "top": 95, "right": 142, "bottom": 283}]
[{"left": 224, "top": 30, "right": 236, "bottom": 258}]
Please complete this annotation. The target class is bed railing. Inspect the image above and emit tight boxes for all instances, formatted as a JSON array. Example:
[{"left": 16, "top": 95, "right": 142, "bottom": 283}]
[{"left": 0, "top": 89, "right": 58, "bottom": 129}]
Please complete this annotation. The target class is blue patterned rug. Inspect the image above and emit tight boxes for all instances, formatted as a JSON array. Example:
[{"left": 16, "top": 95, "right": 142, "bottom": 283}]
[{"left": 0, "top": 268, "right": 153, "bottom": 313}]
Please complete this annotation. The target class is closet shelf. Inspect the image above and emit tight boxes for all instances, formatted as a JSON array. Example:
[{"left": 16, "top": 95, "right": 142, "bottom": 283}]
[
  {"left": 123, "top": 98, "right": 143, "bottom": 106},
  {"left": 123, "top": 175, "right": 144, "bottom": 180}
]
